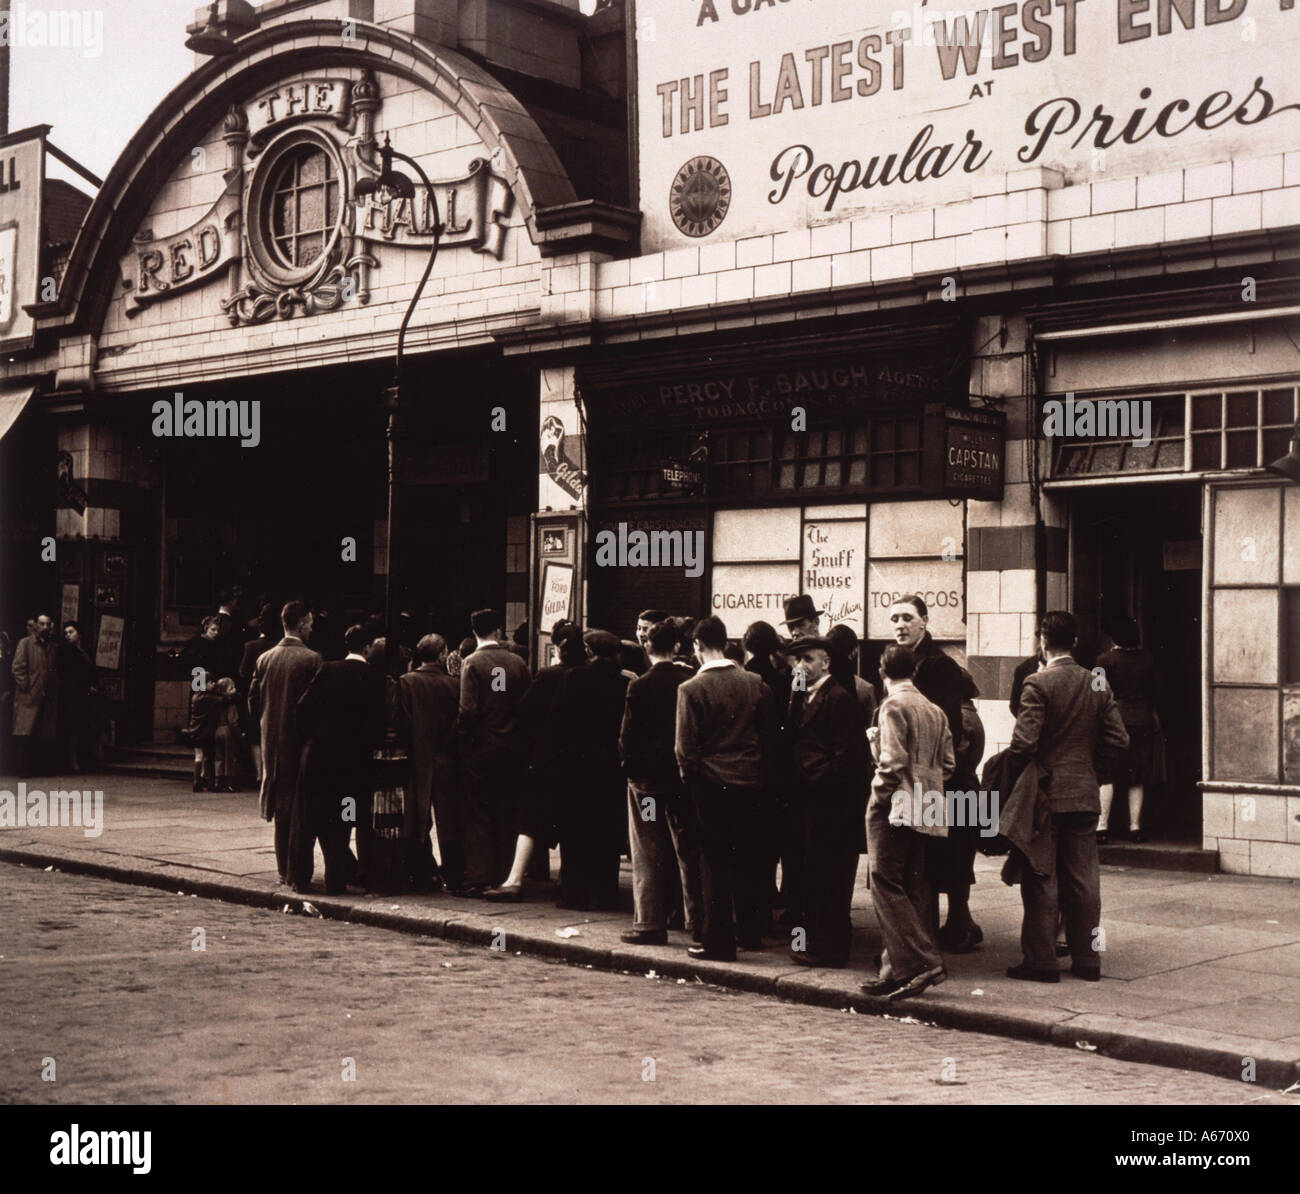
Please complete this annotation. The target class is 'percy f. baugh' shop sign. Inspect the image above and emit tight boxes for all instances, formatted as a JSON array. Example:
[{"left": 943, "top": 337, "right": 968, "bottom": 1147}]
[{"left": 636, "top": 0, "right": 1300, "bottom": 250}]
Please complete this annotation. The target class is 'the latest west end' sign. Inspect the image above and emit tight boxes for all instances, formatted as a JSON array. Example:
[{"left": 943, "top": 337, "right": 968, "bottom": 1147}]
[{"left": 637, "top": 0, "right": 1300, "bottom": 249}]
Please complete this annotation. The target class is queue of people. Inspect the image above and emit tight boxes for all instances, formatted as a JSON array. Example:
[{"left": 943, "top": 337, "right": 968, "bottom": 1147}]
[
  {"left": 233, "top": 589, "right": 1129, "bottom": 1002},
  {"left": 6, "top": 583, "right": 1132, "bottom": 1002}
]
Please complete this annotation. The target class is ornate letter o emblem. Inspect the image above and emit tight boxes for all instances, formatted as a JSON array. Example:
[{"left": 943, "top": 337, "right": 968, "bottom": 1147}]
[{"left": 669, "top": 156, "right": 731, "bottom": 238}]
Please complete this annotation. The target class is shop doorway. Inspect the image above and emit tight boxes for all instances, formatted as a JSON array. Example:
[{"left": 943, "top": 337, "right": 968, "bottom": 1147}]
[{"left": 1069, "top": 482, "right": 1203, "bottom": 841}]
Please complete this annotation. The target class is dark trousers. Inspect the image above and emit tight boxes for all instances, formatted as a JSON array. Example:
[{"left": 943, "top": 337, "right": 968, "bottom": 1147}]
[
  {"left": 689, "top": 778, "right": 768, "bottom": 956},
  {"left": 273, "top": 796, "right": 310, "bottom": 885},
  {"left": 291, "top": 788, "right": 356, "bottom": 893},
  {"left": 461, "top": 750, "right": 522, "bottom": 888},
  {"left": 429, "top": 770, "right": 465, "bottom": 890},
  {"left": 1020, "top": 811, "right": 1102, "bottom": 972},
  {"left": 799, "top": 783, "right": 860, "bottom": 962},
  {"left": 771, "top": 793, "right": 804, "bottom": 922},
  {"left": 558, "top": 779, "right": 623, "bottom": 910}
]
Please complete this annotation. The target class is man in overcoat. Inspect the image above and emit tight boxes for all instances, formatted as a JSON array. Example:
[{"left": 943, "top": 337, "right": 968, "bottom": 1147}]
[
  {"left": 11, "top": 614, "right": 60, "bottom": 776},
  {"left": 399, "top": 633, "right": 462, "bottom": 891},
  {"left": 248, "top": 601, "right": 321, "bottom": 885}
]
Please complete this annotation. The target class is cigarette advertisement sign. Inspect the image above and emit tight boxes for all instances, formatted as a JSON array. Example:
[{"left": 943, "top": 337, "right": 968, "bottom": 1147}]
[{"left": 636, "top": 0, "right": 1300, "bottom": 250}]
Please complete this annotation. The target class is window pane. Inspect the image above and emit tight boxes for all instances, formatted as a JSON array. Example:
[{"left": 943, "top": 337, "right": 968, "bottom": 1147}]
[
  {"left": 824, "top": 461, "right": 842, "bottom": 486},
  {"left": 802, "top": 461, "right": 822, "bottom": 487},
  {"left": 1263, "top": 388, "right": 1295, "bottom": 425},
  {"left": 1213, "top": 486, "right": 1281, "bottom": 584},
  {"left": 1225, "top": 430, "right": 1257, "bottom": 469},
  {"left": 1191, "top": 432, "right": 1219, "bottom": 470},
  {"left": 1212, "top": 687, "right": 1278, "bottom": 782},
  {"left": 1192, "top": 393, "right": 1222, "bottom": 431},
  {"left": 1264, "top": 428, "right": 1291, "bottom": 465},
  {"left": 825, "top": 429, "right": 842, "bottom": 457},
  {"left": 852, "top": 427, "right": 869, "bottom": 455},
  {"left": 1286, "top": 589, "right": 1300, "bottom": 685},
  {"left": 897, "top": 453, "right": 919, "bottom": 486},
  {"left": 848, "top": 459, "right": 866, "bottom": 485},
  {"left": 779, "top": 463, "right": 796, "bottom": 488},
  {"left": 1212, "top": 589, "right": 1278, "bottom": 683},
  {"left": 1226, "top": 391, "right": 1258, "bottom": 428}
]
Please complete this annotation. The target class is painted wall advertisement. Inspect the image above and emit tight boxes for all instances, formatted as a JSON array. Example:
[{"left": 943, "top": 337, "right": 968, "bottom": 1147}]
[{"left": 636, "top": 0, "right": 1300, "bottom": 249}]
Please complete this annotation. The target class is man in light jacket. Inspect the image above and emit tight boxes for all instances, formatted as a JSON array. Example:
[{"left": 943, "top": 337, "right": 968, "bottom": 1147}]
[
  {"left": 863, "top": 642, "right": 954, "bottom": 1001},
  {"left": 1007, "top": 610, "right": 1129, "bottom": 983}
]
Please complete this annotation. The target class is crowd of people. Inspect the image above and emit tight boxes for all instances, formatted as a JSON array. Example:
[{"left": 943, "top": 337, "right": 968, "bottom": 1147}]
[
  {"left": 0, "top": 615, "right": 100, "bottom": 777},
  {"left": 229, "top": 589, "right": 1135, "bottom": 1002},
  {"left": 4, "top": 581, "right": 1156, "bottom": 1000}
]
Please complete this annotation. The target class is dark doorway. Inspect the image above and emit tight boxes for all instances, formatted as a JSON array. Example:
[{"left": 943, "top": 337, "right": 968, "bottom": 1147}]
[{"left": 1070, "top": 482, "right": 1203, "bottom": 840}]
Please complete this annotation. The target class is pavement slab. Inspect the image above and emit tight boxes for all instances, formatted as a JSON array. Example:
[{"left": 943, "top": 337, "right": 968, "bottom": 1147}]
[{"left": 2, "top": 770, "right": 1299, "bottom": 1089}]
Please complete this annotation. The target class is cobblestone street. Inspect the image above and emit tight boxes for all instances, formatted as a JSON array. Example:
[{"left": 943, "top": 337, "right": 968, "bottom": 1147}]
[{"left": 2, "top": 864, "right": 1296, "bottom": 1105}]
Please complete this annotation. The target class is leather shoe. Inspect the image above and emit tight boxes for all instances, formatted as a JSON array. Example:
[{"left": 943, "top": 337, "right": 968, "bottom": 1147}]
[
  {"left": 483, "top": 884, "right": 523, "bottom": 902},
  {"left": 620, "top": 929, "right": 668, "bottom": 945},
  {"left": 946, "top": 924, "right": 984, "bottom": 954},
  {"left": 687, "top": 945, "right": 736, "bottom": 962},
  {"left": 888, "top": 965, "right": 947, "bottom": 1000},
  {"left": 1055, "top": 942, "right": 1071, "bottom": 957},
  {"left": 1006, "top": 964, "right": 1060, "bottom": 983},
  {"left": 1071, "top": 964, "right": 1102, "bottom": 982},
  {"left": 1130, "top": 830, "right": 1146, "bottom": 843},
  {"left": 791, "top": 952, "right": 847, "bottom": 968},
  {"left": 862, "top": 975, "right": 904, "bottom": 997}
]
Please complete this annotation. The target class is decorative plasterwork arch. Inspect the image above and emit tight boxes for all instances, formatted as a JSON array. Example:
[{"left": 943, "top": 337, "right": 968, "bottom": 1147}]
[{"left": 43, "top": 18, "right": 577, "bottom": 338}]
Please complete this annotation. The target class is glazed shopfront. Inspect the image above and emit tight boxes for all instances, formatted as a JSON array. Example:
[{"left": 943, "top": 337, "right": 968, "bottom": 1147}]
[
  {"left": 578, "top": 323, "right": 1005, "bottom": 666},
  {"left": 1037, "top": 300, "right": 1300, "bottom": 876}
]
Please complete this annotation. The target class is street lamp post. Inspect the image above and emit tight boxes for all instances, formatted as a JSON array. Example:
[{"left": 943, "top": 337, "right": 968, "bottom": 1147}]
[{"left": 355, "top": 133, "right": 445, "bottom": 677}]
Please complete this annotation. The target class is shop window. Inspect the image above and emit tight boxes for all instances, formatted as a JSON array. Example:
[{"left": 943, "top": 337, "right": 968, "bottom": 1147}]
[
  {"left": 1051, "top": 385, "right": 1300, "bottom": 478},
  {"left": 593, "top": 413, "right": 925, "bottom": 503},
  {"left": 1208, "top": 482, "right": 1296, "bottom": 785}
]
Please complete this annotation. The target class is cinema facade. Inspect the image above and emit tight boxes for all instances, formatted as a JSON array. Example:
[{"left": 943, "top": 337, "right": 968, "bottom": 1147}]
[{"left": 4, "top": 0, "right": 1300, "bottom": 877}]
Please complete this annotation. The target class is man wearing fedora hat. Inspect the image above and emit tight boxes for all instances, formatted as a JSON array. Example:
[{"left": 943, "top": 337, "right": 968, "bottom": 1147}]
[
  {"left": 780, "top": 594, "right": 823, "bottom": 639},
  {"left": 783, "top": 634, "right": 869, "bottom": 967}
]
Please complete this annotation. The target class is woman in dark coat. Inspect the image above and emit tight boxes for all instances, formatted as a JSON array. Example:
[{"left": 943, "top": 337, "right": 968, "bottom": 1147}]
[
  {"left": 57, "top": 622, "right": 96, "bottom": 773},
  {"left": 1096, "top": 617, "right": 1163, "bottom": 843},
  {"left": 930, "top": 669, "right": 986, "bottom": 952},
  {"left": 482, "top": 624, "right": 587, "bottom": 901},
  {"left": 549, "top": 629, "right": 631, "bottom": 911}
]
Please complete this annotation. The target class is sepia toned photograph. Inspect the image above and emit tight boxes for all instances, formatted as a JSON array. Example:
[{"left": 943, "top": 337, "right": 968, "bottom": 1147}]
[{"left": 0, "top": 0, "right": 1298, "bottom": 1158}]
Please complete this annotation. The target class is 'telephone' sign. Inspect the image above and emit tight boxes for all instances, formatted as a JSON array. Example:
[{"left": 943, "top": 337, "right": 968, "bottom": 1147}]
[{"left": 637, "top": 0, "right": 1300, "bottom": 250}]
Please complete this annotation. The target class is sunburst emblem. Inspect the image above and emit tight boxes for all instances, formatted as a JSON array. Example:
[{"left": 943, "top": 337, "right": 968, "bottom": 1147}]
[{"left": 669, "top": 156, "right": 731, "bottom": 238}]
